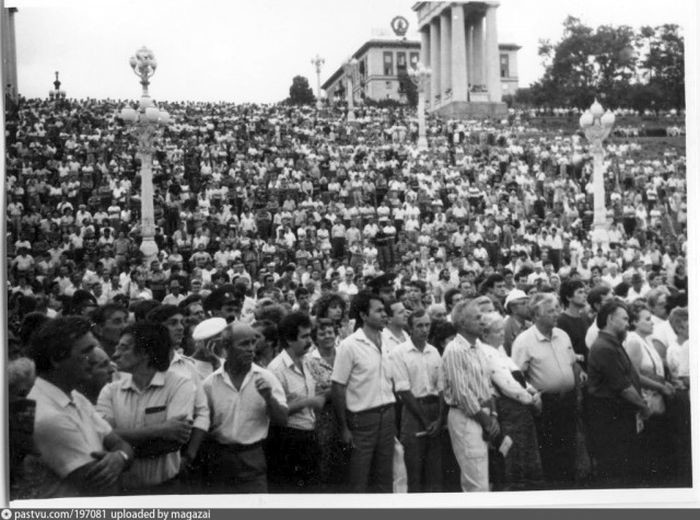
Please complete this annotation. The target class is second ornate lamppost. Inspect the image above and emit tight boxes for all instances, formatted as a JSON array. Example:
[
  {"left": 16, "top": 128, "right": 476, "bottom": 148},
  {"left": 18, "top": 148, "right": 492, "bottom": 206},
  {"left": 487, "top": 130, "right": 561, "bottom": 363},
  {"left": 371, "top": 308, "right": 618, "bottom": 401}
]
[{"left": 119, "top": 46, "right": 171, "bottom": 267}]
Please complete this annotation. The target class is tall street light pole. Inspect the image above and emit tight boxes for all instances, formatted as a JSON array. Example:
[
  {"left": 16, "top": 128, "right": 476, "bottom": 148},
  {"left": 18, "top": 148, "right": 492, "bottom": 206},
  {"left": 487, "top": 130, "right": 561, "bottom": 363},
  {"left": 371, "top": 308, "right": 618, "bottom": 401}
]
[
  {"left": 343, "top": 58, "right": 358, "bottom": 122},
  {"left": 311, "top": 54, "right": 325, "bottom": 110},
  {"left": 408, "top": 62, "right": 431, "bottom": 150},
  {"left": 579, "top": 98, "right": 615, "bottom": 249},
  {"left": 119, "top": 46, "right": 171, "bottom": 267}
]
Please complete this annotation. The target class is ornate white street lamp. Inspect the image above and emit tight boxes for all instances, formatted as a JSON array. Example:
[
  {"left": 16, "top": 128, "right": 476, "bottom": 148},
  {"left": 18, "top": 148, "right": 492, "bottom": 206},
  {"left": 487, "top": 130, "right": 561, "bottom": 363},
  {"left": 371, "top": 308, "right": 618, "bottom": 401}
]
[
  {"left": 343, "top": 58, "right": 359, "bottom": 122},
  {"left": 48, "top": 71, "right": 66, "bottom": 100},
  {"left": 579, "top": 98, "right": 615, "bottom": 248},
  {"left": 119, "top": 46, "right": 171, "bottom": 267},
  {"left": 311, "top": 54, "right": 325, "bottom": 110},
  {"left": 408, "top": 62, "right": 431, "bottom": 150}
]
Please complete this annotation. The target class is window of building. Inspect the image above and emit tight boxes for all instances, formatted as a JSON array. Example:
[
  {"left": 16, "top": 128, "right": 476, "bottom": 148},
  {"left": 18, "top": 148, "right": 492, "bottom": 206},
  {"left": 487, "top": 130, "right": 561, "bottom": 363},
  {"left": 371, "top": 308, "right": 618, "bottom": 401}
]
[
  {"left": 500, "top": 53, "right": 510, "bottom": 78},
  {"left": 359, "top": 58, "right": 366, "bottom": 78},
  {"left": 397, "top": 52, "right": 407, "bottom": 73},
  {"left": 409, "top": 52, "right": 420, "bottom": 69},
  {"left": 383, "top": 52, "right": 394, "bottom": 76}
]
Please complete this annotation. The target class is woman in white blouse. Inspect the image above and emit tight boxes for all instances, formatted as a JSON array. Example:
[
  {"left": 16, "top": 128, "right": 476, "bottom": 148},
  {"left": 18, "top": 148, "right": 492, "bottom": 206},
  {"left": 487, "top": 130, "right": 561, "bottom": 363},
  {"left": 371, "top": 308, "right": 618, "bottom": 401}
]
[
  {"left": 480, "top": 312, "right": 544, "bottom": 491},
  {"left": 624, "top": 300, "right": 676, "bottom": 485}
]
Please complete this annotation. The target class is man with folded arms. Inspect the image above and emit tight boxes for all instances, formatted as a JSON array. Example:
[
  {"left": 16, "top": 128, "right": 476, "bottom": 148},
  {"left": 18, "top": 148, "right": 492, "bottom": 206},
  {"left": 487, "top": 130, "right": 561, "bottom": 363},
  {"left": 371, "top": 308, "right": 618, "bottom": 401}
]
[
  {"left": 27, "top": 316, "right": 133, "bottom": 497},
  {"left": 202, "top": 322, "right": 288, "bottom": 493}
]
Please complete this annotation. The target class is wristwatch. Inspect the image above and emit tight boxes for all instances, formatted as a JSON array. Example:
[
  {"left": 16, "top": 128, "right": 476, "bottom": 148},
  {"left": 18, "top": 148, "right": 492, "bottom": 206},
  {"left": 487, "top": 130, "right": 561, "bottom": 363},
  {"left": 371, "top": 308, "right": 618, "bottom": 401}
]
[{"left": 116, "top": 449, "right": 131, "bottom": 466}]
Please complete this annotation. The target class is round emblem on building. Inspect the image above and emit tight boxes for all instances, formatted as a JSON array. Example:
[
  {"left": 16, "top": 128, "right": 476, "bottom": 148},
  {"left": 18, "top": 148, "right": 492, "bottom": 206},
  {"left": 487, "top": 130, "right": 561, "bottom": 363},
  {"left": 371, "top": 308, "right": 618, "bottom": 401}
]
[{"left": 391, "top": 16, "right": 409, "bottom": 37}]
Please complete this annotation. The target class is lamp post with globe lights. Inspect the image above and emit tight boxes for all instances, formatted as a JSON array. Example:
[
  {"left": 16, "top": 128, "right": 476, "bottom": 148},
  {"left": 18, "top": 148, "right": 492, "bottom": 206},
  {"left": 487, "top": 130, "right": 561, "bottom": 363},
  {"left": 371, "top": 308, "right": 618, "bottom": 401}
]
[
  {"left": 119, "top": 46, "right": 171, "bottom": 267},
  {"left": 408, "top": 62, "right": 431, "bottom": 150},
  {"left": 48, "top": 71, "right": 66, "bottom": 102},
  {"left": 579, "top": 99, "right": 615, "bottom": 248},
  {"left": 311, "top": 54, "right": 325, "bottom": 110},
  {"left": 343, "top": 58, "right": 359, "bottom": 122}
]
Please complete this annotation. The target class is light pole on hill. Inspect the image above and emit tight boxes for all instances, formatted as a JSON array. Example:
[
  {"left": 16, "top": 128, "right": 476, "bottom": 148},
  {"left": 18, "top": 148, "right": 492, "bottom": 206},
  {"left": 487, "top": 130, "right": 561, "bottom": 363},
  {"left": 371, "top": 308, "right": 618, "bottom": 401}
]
[
  {"left": 49, "top": 71, "right": 66, "bottom": 101},
  {"left": 311, "top": 54, "right": 325, "bottom": 110},
  {"left": 579, "top": 98, "right": 615, "bottom": 249},
  {"left": 408, "top": 62, "right": 431, "bottom": 150},
  {"left": 343, "top": 58, "right": 358, "bottom": 122},
  {"left": 119, "top": 46, "right": 171, "bottom": 267}
]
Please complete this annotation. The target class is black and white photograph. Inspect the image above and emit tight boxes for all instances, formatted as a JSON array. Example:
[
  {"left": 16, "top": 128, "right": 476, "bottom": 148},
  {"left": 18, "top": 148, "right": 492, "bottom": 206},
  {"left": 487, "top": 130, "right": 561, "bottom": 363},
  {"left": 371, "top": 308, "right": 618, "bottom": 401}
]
[{"left": 2, "top": 0, "right": 697, "bottom": 508}]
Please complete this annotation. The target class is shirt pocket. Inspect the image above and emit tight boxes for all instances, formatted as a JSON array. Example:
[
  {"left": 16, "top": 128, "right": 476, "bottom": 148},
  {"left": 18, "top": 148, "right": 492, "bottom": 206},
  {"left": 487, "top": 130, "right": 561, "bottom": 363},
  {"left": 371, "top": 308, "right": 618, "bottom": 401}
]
[{"left": 143, "top": 405, "right": 167, "bottom": 427}]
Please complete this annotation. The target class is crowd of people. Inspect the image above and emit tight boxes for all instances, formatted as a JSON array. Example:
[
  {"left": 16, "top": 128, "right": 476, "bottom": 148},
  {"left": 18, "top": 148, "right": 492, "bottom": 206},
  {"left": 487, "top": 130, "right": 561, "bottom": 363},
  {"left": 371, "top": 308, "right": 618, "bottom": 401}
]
[{"left": 6, "top": 94, "right": 690, "bottom": 497}]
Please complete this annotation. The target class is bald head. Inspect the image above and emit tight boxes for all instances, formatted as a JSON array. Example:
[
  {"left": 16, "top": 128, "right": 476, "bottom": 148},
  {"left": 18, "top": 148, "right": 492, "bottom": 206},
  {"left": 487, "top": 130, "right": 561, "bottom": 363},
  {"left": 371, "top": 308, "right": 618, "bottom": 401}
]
[{"left": 222, "top": 322, "right": 258, "bottom": 372}]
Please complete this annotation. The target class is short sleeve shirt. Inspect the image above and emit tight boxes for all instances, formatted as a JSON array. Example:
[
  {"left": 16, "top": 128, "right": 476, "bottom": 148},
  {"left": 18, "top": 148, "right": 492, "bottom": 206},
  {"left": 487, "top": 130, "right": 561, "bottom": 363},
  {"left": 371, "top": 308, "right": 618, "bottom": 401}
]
[
  {"left": 331, "top": 328, "right": 396, "bottom": 412},
  {"left": 203, "top": 364, "right": 288, "bottom": 445},
  {"left": 96, "top": 371, "right": 195, "bottom": 489},
  {"left": 390, "top": 339, "right": 443, "bottom": 398},
  {"left": 587, "top": 331, "right": 641, "bottom": 400},
  {"left": 28, "top": 377, "right": 112, "bottom": 497},
  {"left": 511, "top": 325, "right": 576, "bottom": 393}
]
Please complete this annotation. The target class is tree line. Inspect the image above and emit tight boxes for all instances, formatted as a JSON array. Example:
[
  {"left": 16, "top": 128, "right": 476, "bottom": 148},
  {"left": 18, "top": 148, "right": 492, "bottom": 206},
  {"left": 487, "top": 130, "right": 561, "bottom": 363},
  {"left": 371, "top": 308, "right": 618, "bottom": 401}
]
[{"left": 515, "top": 17, "right": 684, "bottom": 111}]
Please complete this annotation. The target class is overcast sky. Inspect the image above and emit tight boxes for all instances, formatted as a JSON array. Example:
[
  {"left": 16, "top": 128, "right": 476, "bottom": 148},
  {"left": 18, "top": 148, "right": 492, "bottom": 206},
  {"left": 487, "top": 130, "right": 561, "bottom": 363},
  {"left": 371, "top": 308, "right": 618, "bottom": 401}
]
[{"left": 8, "top": 0, "right": 697, "bottom": 103}]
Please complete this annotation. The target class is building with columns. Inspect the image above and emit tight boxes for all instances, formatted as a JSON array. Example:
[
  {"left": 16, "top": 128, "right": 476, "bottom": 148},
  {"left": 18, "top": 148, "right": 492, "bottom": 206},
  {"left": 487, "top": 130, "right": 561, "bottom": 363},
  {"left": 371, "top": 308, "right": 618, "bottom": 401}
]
[
  {"left": 322, "top": 3, "right": 518, "bottom": 116},
  {"left": 322, "top": 38, "right": 518, "bottom": 109},
  {"left": 413, "top": 1, "right": 508, "bottom": 117},
  {"left": 2, "top": 7, "right": 19, "bottom": 102}
]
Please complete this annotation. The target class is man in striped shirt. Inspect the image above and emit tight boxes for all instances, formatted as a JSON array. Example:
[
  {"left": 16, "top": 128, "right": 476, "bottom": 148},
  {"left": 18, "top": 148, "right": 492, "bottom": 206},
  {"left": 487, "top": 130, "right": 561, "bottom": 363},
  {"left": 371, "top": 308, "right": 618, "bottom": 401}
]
[{"left": 442, "top": 299, "right": 500, "bottom": 492}]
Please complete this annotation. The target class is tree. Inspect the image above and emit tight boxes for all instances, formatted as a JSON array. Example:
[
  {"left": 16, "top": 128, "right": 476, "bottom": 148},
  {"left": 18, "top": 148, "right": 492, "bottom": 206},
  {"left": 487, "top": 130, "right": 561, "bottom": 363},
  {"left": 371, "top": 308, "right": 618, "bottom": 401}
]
[
  {"left": 528, "top": 17, "right": 684, "bottom": 110},
  {"left": 397, "top": 70, "right": 418, "bottom": 107},
  {"left": 287, "top": 75, "right": 315, "bottom": 105},
  {"left": 635, "top": 24, "right": 685, "bottom": 110}
]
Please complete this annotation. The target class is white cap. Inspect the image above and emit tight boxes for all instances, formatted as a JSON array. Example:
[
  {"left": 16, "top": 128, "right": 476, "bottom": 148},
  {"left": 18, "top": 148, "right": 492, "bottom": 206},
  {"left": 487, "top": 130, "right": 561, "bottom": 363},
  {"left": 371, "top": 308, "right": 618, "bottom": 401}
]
[
  {"left": 505, "top": 289, "right": 529, "bottom": 309},
  {"left": 192, "top": 317, "right": 228, "bottom": 342}
]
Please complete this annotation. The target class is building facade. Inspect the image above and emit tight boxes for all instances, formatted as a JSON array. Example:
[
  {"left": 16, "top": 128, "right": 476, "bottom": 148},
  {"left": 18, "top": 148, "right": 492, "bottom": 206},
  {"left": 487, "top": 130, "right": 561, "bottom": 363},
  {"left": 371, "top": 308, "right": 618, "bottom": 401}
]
[
  {"left": 322, "top": 40, "right": 422, "bottom": 105},
  {"left": 322, "top": 4, "right": 519, "bottom": 114}
]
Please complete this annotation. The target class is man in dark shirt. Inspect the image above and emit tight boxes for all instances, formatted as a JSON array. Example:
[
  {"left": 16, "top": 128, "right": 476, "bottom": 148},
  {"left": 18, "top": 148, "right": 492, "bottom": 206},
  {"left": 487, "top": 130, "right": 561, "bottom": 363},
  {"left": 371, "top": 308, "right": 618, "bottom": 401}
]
[
  {"left": 556, "top": 279, "right": 590, "bottom": 369},
  {"left": 585, "top": 299, "right": 649, "bottom": 488}
]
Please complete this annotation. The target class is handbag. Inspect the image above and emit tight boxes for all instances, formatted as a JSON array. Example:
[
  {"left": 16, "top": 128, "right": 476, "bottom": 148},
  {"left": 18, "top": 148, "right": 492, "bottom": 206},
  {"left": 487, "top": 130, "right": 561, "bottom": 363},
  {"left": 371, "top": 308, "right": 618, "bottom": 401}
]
[
  {"left": 640, "top": 341, "right": 666, "bottom": 416},
  {"left": 641, "top": 388, "right": 665, "bottom": 415}
]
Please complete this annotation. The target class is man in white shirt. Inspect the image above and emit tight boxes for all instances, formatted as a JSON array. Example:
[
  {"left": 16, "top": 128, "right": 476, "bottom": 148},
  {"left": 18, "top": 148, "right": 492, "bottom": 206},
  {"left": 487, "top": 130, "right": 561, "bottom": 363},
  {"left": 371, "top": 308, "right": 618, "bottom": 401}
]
[
  {"left": 202, "top": 323, "right": 288, "bottom": 493},
  {"left": 332, "top": 290, "right": 396, "bottom": 493},
  {"left": 390, "top": 309, "right": 444, "bottom": 492},
  {"left": 267, "top": 312, "right": 323, "bottom": 492},
  {"left": 27, "top": 316, "right": 133, "bottom": 497},
  {"left": 337, "top": 268, "right": 359, "bottom": 297},
  {"left": 381, "top": 299, "right": 409, "bottom": 353}
]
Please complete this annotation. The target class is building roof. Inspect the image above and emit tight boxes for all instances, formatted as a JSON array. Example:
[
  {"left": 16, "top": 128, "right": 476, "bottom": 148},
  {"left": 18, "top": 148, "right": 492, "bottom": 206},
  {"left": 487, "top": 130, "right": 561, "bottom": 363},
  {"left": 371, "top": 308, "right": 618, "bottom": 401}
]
[
  {"left": 499, "top": 43, "right": 522, "bottom": 50},
  {"left": 322, "top": 39, "right": 420, "bottom": 90}
]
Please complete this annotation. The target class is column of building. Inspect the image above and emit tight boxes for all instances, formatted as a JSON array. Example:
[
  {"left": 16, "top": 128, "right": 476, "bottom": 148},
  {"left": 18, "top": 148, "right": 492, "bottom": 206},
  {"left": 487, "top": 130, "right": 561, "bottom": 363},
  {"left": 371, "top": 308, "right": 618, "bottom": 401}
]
[
  {"left": 451, "top": 4, "right": 468, "bottom": 103},
  {"left": 429, "top": 17, "right": 440, "bottom": 107},
  {"left": 2, "top": 8, "right": 18, "bottom": 100},
  {"left": 419, "top": 1, "right": 501, "bottom": 109},
  {"left": 439, "top": 11, "right": 451, "bottom": 101},
  {"left": 420, "top": 28, "right": 431, "bottom": 106},
  {"left": 484, "top": 4, "right": 502, "bottom": 102}
]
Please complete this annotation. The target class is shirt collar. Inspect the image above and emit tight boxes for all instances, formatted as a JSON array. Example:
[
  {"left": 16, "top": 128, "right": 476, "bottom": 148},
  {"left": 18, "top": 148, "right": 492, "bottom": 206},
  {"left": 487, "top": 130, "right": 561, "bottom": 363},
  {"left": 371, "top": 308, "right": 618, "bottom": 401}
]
[
  {"left": 119, "top": 370, "right": 166, "bottom": 391},
  {"left": 456, "top": 333, "right": 480, "bottom": 349},
  {"left": 214, "top": 363, "right": 262, "bottom": 390},
  {"left": 33, "top": 377, "right": 74, "bottom": 409},
  {"left": 280, "top": 349, "right": 297, "bottom": 369},
  {"left": 533, "top": 326, "right": 559, "bottom": 342}
]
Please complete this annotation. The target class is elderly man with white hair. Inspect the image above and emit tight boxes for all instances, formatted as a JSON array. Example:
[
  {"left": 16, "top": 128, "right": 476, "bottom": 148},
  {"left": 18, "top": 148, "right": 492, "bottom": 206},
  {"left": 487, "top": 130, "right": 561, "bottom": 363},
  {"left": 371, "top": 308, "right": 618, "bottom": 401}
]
[
  {"left": 441, "top": 298, "right": 499, "bottom": 492},
  {"left": 511, "top": 292, "right": 580, "bottom": 488}
]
